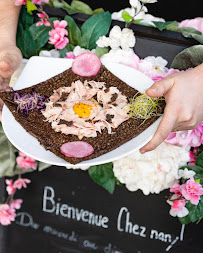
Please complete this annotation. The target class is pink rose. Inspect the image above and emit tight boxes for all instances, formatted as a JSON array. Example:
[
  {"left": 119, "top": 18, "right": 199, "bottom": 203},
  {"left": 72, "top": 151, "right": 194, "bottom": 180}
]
[
  {"left": 36, "top": 11, "right": 51, "bottom": 27},
  {"left": 170, "top": 182, "right": 182, "bottom": 198},
  {"left": 172, "top": 200, "right": 186, "bottom": 212},
  {"left": 15, "top": 0, "right": 27, "bottom": 6},
  {"left": 0, "top": 204, "right": 16, "bottom": 226},
  {"left": 179, "top": 17, "right": 203, "bottom": 34},
  {"left": 5, "top": 180, "right": 16, "bottom": 195},
  {"left": 181, "top": 177, "right": 203, "bottom": 205},
  {"left": 10, "top": 199, "right": 23, "bottom": 210},
  {"left": 13, "top": 178, "right": 31, "bottom": 190},
  {"left": 48, "top": 20, "right": 69, "bottom": 50},
  {"left": 16, "top": 154, "right": 37, "bottom": 171}
]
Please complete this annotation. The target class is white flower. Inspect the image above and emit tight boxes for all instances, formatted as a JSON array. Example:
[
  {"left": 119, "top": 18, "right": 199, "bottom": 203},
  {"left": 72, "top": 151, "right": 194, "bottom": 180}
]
[
  {"left": 138, "top": 56, "right": 168, "bottom": 78},
  {"left": 169, "top": 206, "right": 189, "bottom": 218},
  {"left": 66, "top": 165, "right": 89, "bottom": 171},
  {"left": 113, "top": 142, "right": 190, "bottom": 195},
  {"left": 101, "top": 48, "right": 140, "bottom": 69},
  {"left": 73, "top": 45, "right": 96, "bottom": 56},
  {"left": 141, "top": 0, "right": 157, "bottom": 3},
  {"left": 129, "top": 0, "right": 142, "bottom": 12},
  {"left": 96, "top": 36, "right": 110, "bottom": 48},
  {"left": 109, "top": 25, "right": 122, "bottom": 40},
  {"left": 39, "top": 49, "right": 60, "bottom": 58},
  {"left": 109, "top": 38, "right": 121, "bottom": 50},
  {"left": 120, "top": 28, "right": 136, "bottom": 50},
  {"left": 177, "top": 168, "right": 196, "bottom": 180}
]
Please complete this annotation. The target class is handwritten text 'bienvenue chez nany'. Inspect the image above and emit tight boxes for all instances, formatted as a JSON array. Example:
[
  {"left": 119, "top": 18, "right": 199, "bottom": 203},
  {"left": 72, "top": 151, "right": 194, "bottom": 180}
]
[{"left": 42, "top": 186, "right": 174, "bottom": 243}]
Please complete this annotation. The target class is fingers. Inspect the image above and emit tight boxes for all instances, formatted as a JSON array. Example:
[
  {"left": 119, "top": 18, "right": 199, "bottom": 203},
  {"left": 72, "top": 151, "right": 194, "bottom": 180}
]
[
  {"left": 146, "top": 78, "right": 174, "bottom": 98},
  {"left": 140, "top": 107, "right": 177, "bottom": 154}
]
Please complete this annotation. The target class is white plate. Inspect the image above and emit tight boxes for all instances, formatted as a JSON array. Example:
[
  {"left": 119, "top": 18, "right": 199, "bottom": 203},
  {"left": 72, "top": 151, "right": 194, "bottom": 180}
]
[{"left": 2, "top": 56, "right": 161, "bottom": 168}]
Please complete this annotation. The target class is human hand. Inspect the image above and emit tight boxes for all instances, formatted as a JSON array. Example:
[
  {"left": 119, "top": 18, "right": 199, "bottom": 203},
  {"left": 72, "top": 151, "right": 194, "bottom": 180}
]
[
  {"left": 0, "top": 43, "right": 22, "bottom": 92},
  {"left": 140, "top": 63, "right": 203, "bottom": 154}
]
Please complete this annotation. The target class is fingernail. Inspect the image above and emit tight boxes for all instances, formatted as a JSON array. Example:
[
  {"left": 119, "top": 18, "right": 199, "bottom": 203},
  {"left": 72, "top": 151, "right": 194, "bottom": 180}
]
[
  {"left": 149, "top": 87, "right": 157, "bottom": 92},
  {"left": 140, "top": 149, "right": 145, "bottom": 154}
]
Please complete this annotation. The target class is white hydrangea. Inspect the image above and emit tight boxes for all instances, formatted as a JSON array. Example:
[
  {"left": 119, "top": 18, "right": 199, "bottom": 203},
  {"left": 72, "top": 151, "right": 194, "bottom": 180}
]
[
  {"left": 113, "top": 142, "right": 190, "bottom": 195},
  {"left": 96, "top": 25, "right": 136, "bottom": 50}
]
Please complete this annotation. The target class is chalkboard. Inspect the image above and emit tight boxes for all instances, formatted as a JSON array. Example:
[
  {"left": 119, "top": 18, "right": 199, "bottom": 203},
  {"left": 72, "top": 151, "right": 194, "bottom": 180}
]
[{"left": 0, "top": 166, "right": 203, "bottom": 253}]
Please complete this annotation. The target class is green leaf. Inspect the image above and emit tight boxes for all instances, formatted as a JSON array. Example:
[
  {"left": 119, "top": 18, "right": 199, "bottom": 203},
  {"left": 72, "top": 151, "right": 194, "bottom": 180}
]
[
  {"left": 153, "top": 21, "right": 175, "bottom": 31},
  {"left": 122, "top": 10, "right": 132, "bottom": 23},
  {"left": 71, "top": 0, "right": 93, "bottom": 15},
  {"left": 165, "top": 21, "right": 179, "bottom": 32},
  {"left": 88, "top": 163, "right": 115, "bottom": 194},
  {"left": 26, "top": 1, "right": 37, "bottom": 15},
  {"left": 62, "top": 1, "right": 78, "bottom": 14},
  {"left": 133, "top": 19, "right": 144, "bottom": 24},
  {"left": 195, "top": 178, "right": 201, "bottom": 183},
  {"left": 191, "top": 34, "right": 203, "bottom": 44},
  {"left": 179, "top": 197, "right": 203, "bottom": 224},
  {"left": 171, "top": 45, "right": 203, "bottom": 70},
  {"left": 92, "top": 8, "right": 104, "bottom": 15},
  {"left": 29, "top": 23, "right": 51, "bottom": 51},
  {"left": 52, "top": 1, "right": 64, "bottom": 8},
  {"left": 17, "top": 29, "right": 37, "bottom": 58},
  {"left": 196, "top": 152, "right": 203, "bottom": 168},
  {"left": 95, "top": 46, "right": 109, "bottom": 58},
  {"left": 64, "top": 15, "right": 81, "bottom": 46},
  {"left": 179, "top": 27, "right": 201, "bottom": 38},
  {"left": 20, "top": 6, "right": 34, "bottom": 29},
  {"left": 80, "top": 11, "right": 111, "bottom": 50},
  {"left": 38, "top": 161, "right": 51, "bottom": 172},
  {"left": 58, "top": 43, "right": 75, "bottom": 57}
]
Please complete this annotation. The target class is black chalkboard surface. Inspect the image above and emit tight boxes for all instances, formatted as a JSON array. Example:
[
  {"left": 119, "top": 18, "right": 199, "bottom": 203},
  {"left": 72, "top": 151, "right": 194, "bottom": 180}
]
[{"left": 0, "top": 166, "right": 203, "bottom": 253}]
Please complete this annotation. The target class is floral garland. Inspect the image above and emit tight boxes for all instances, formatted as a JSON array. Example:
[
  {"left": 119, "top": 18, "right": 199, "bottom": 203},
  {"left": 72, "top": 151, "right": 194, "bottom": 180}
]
[{"left": 1, "top": 0, "right": 203, "bottom": 226}]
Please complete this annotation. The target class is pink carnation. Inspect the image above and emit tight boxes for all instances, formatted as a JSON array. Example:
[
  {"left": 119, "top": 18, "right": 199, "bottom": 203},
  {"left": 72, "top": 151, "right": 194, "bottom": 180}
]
[
  {"left": 15, "top": 0, "right": 27, "bottom": 5},
  {"left": 166, "top": 121, "right": 203, "bottom": 147},
  {"left": 13, "top": 178, "right": 31, "bottom": 190},
  {"left": 16, "top": 154, "right": 37, "bottom": 171},
  {"left": 5, "top": 180, "right": 16, "bottom": 195},
  {"left": 65, "top": 52, "right": 76, "bottom": 59},
  {"left": 172, "top": 200, "right": 186, "bottom": 212},
  {"left": 48, "top": 20, "right": 69, "bottom": 50},
  {"left": 179, "top": 17, "right": 203, "bottom": 34},
  {"left": 181, "top": 177, "right": 203, "bottom": 205},
  {"left": 36, "top": 11, "right": 51, "bottom": 27},
  {"left": 0, "top": 204, "right": 16, "bottom": 226},
  {"left": 10, "top": 199, "right": 23, "bottom": 210}
]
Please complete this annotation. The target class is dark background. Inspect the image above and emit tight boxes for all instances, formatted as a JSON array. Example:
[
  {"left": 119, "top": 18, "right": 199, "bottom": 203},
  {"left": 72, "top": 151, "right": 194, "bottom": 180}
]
[{"left": 68, "top": 0, "right": 202, "bottom": 21}]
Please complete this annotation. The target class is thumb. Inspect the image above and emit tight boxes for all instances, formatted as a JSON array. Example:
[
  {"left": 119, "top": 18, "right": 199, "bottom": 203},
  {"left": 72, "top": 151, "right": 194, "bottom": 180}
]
[
  {"left": 146, "top": 77, "right": 174, "bottom": 98},
  {"left": 0, "top": 51, "right": 21, "bottom": 71}
]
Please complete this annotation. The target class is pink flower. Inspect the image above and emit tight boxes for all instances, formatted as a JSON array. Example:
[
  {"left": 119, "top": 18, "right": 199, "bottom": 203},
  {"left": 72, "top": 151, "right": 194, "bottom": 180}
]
[
  {"left": 48, "top": 20, "right": 69, "bottom": 50},
  {"left": 172, "top": 199, "right": 186, "bottom": 212},
  {"left": 0, "top": 204, "right": 16, "bottom": 226},
  {"left": 181, "top": 177, "right": 203, "bottom": 205},
  {"left": 15, "top": 0, "right": 27, "bottom": 6},
  {"left": 10, "top": 199, "right": 23, "bottom": 210},
  {"left": 36, "top": 11, "right": 51, "bottom": 27},
  {"left": 170, "top": 182, "right": 182, "bottom": 198},
  {"left": 179, "top": 17, "right": 203, "bottom": 34},
  {"left": 5, "top": 180, "right": 16, "bottom": 195},
  {"left": 13, "top": 178, "right": 31, "bottom": 190},
  {"left": 166, "top": 121, "right": 203, "bottom": 147},
  {"left": 32, "top": 0, "right": 49, "bottom": 5},
  {"left": 151, "top": 76, "right": 163, "bottom": 82},
  {"left": 188, "top": 148, "right": 198, "bottom": 165},
  {"left": 65, "top": 52, "right": 76, "bottom": 59},
  {"left": 16, "top": 154, "right": 37, "bottom": 171}
]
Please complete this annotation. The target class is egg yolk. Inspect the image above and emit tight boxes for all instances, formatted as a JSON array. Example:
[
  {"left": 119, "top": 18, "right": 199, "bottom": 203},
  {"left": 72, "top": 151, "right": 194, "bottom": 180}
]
[{"left": 73, "top": 103, "right": 94, "bottom": 119}]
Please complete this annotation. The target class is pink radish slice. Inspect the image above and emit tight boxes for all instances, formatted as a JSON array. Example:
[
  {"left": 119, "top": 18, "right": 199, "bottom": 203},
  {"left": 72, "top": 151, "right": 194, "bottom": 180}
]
[
  {"left": 72, "top": 52, "right": 101, "bottom": 77},
  {"left": 60, "top": 141, "right": 94, "bottom": 158}
]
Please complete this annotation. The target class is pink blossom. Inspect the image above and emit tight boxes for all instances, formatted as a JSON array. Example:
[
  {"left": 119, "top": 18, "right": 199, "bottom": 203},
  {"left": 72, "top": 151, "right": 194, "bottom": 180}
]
[
  {"left": 188, "top": 148, "right": 198, "bottom": 165},
  {"left": 179, "top": 17, "right": 203, "bottom": 34},
  {"left": 65, "top": 52, "right": 76, "bottom": 59},
  {"left": 36, "top": 11, "right": 51, "bottom": 27},
  {"left": 164, "top": 68, "right": 181, "bottom": 77},
  {"left": 5, "top": 180, "right": 16, "bottom": 195},
  {"left": 15, "top": 0, "right": 27, "bottom": 6},
  {"left": 172, "top": 200, "right": 186, "bottom": 212},
  {"left": 32, "top": 0, "right": 49, "bottom": 5},
  {"left": 0, "top": 204, "right": 16, "bottom": 226},
  {"left": 10, "top": 199, "right": 23, "bottom": 210},
  {"left": 170, "top": 182, "right": 182, "bottom": 198},
  {"left": 166, "top": 121, "right": 203, "bottom": 147},
  {"left": 13, "top": 178, "right": 31, "bottom": 190},
  {"left": 48, "top": 20, "right": 69, "bottom": 50},
  {"left": 16, "top": 155, "right": 37, "bottom": 171},
  {"left": 151, "top": 76, "right": 163, "bottom": 82},
  {"left": 181, "top": 177, "right": 203, "bottom": 205}
]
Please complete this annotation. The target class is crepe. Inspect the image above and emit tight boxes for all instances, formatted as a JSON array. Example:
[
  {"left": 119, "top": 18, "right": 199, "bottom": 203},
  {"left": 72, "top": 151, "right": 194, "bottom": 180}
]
[{"left": 0, "top": 65, "right": 164, "bottom": 164}]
